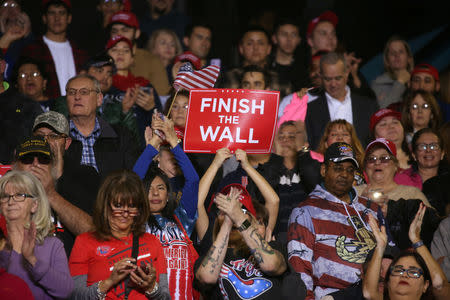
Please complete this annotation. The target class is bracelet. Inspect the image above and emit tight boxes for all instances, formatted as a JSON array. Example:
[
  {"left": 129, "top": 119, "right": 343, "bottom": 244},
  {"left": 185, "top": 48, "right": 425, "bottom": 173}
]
[
  {"left": 412, "top": 240, "right": 424, "bottom": 249},
  {"left": 145, "top": 282, "right": 159, "bottom": 298},
  {"left": 97, "top": 281, "right": 106, "bottom": 300}
]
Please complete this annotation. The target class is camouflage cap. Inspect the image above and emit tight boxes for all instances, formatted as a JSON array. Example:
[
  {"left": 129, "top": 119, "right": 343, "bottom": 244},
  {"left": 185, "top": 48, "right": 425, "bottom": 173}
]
[{"left": 33, "top": 111, "right": 69, "bottom": 136}]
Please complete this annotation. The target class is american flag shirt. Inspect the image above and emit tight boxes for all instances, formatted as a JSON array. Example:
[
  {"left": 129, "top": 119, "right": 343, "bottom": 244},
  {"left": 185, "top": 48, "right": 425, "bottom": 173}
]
[
  {"left": 69, "top": 118, "right": 101, "bottom": 171},
  {"left": 287, "top": 184, "right": 378, "bottom": 300}
]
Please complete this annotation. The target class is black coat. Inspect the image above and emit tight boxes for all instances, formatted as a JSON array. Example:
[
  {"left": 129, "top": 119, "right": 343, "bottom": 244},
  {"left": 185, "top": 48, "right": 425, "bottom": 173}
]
[
  {"left": 305, "top": 91, "right": 379, "bottom": 150},
  {"left": 0, "top": 87, "right": 43, "bottom": 164}
]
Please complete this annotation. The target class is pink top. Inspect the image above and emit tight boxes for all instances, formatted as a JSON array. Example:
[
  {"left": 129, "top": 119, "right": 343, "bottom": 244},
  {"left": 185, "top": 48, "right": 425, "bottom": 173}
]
[
  {"left": 277, "top": 92, "right": 308, "bottom": 128},
  {"left": 394, "top": 167, "right": 423, "bottom": 190}
]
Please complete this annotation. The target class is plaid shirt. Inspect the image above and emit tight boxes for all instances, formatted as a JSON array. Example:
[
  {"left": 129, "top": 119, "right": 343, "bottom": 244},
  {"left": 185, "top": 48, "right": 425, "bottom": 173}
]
[
  {"left": 20, "top": 36, "right": 88, "bottom": 99},
  {"left": 69, "top": 118, "right": 101, "bottom": 171}
]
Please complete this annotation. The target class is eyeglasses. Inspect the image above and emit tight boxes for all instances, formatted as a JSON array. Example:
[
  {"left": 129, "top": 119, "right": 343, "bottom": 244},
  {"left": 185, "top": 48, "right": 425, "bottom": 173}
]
[
  {"left": 0, "top": 193, "right": 34, "bottom": 203},
  {"left": 36, "top": 133, "right": 67, "bottom": 141},
  {"left": 390, "top": 266, "right": 423, "bottom": 279},
  {"left": 2, "top": 1, "right": 18, "bottom": 8},
  {"left": 19, "top": 154, "right": 51, "bottom": 165},
  {"left": 411, "top": 103, "right": 430, "bottom": 110},
  {"left": 110, "top": 202, "right": 139, "bottom": 216},
  {"left": 66, "top": 88, "right": 99, "bottom": 96},
  {"left": 171, "top": 104, "right": 188, "bottom": 111},
  {"left": 366, "top": 155, "right": 393, "bottom": 164},
  {"left": 416, "top": 143, "right": 440, "bottom": 152},
  {"left": 18, "top": 72, "right": 41, "bottom": 79}
]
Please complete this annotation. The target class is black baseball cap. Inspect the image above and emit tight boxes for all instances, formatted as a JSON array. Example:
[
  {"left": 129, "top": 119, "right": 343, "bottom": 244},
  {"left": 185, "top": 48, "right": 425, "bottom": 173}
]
[
  {"left": 324, "top": 142, "right": 359, "bottom": 168},
  {"left": 82, "top": 53, "right": 117, "bottom": 74}
]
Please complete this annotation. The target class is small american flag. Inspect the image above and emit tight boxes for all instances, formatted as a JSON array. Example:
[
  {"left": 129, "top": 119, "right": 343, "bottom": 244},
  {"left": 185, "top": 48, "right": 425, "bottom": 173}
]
[{"left": 174, "top": 63, "right": 220, "bottom": 90}]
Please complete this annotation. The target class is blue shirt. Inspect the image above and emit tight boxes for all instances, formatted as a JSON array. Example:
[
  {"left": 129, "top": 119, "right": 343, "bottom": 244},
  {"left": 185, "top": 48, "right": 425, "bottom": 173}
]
[{"left": 69, "top": 118, "right": 101, "bottom": 171}]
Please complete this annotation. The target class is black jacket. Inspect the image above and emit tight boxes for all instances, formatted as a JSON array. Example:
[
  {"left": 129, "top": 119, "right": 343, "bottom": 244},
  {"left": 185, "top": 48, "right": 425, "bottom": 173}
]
[
  {"left": 65, "top": 117, "right": 140, "bottom": 180},
  {"left": 0, "top": 87, "right": 43, "bottom": 164},
  {"left": 305, "top": 90, "right": 379, "bottom": 150}
]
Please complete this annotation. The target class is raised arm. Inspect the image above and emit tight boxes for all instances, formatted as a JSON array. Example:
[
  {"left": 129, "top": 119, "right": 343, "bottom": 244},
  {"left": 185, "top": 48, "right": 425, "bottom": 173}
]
[
  {"left": 196, "top": 148, "right": 232, "bottom": 240},
  {"left": 30, "top": 164, "right": 92, "bottom": 235},
  {"left": 133, "top": 125, "right": 163, "bottom": 179},
  {"left": 409, "top": 204, "right": 450, "bottom": 300},
  {"left": 215, "top": 188, "right": 286, "bottom": 276},
  {"left": 362, "top": 214, "right": 386, "bottom": 300},
  {"left": 235, "top": 149, "right": 280, "bottom": 240},
  {"left": 195, "top": 214, "right": 233, "bottom": 284}
]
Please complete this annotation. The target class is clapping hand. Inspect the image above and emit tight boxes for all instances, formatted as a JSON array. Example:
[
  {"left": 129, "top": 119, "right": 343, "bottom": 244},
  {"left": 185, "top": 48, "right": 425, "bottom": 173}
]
[
  {"left": 135, "top": 88, "right": 155, "bottom": 111},
  {"left": 368, "top": 214, "right": 387, "bottom": 252},
  {"left": 22, "top": 221, "right": 37, "bottom": 266},
  {"left": 409, "top": 203, "right": 426, "bottom": 244},
  {"left": 214, "top": 187, "right": 244, "bottom": 224}
]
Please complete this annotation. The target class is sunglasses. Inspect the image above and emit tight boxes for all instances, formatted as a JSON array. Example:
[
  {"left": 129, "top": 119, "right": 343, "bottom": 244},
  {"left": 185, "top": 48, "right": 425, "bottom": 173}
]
[{"left": 19, "top": 154, "right": 51, "bottom": 165}]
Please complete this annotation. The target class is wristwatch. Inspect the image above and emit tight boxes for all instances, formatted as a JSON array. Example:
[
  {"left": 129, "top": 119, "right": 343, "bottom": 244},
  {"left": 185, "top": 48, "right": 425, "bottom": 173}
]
[
  {"left": 237, "top": 219, "right": 251, "bottom": 232},
  {"left": 145, "top": 282, "right": 159, "bottom": 298}
]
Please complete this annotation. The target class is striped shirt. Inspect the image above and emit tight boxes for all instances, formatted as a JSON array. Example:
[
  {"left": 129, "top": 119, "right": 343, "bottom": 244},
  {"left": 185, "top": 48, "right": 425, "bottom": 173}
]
[
  {"left": 287, "top": 184, "right": 378, "bottom": 300},
  {"left": 69, "top": 118, "right": 101, "bottom": 171}
]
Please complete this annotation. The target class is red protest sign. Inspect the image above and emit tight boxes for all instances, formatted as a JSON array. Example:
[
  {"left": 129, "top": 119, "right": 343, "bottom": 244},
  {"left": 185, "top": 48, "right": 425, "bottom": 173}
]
[
  {"left": 183, "top": 89, "right": 279, "bottom": 153},
  {"left": 0, "top": 165, "right": 11, "bottom": 177}
]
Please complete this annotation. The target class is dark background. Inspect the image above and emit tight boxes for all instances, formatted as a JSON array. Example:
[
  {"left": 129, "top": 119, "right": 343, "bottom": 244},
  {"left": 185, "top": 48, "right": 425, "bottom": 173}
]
[{"left": 21, "top": 0, "right": 449, "bottom": 74}]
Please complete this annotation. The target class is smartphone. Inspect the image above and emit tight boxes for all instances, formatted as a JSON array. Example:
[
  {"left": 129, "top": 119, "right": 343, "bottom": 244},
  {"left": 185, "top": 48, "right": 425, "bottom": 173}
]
[
  {"left": 153, "top": 110, "right": 166, "bottom": 140},
  {"left": 140, "top": 262, "right": 149, "bottom": 274}
]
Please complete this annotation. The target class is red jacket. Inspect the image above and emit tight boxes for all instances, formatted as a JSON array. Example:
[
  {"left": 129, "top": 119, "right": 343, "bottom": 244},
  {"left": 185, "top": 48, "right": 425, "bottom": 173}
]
[{"left": 20, "top": 36, "right": 88, "bottom": 99}]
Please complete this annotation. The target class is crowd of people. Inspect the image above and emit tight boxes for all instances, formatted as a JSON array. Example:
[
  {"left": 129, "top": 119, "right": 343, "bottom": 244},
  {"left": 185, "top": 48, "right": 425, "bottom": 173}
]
[{"left": 0, "top": 0, "right": 449, "bottom": 299}]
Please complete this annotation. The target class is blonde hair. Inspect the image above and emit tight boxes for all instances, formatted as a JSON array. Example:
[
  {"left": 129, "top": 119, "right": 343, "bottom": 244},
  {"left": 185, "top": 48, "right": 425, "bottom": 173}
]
[
  {"left": 383, "top": 35, "right": 414, "bottom": 78},
  {"left": 0, "top": 171, "right": 53, "bottom": 244},
  {"left": 147, "top": 29, "right": 183, "bottom": 58}
]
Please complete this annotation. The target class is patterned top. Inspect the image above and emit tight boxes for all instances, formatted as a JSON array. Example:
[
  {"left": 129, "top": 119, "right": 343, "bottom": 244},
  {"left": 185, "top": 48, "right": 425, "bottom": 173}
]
[
  {"left": 69, "top": 118, "right": 101, "bottom": 171},
  {"left": 287, "top": 184, "right": 379, "bottom": 300}
]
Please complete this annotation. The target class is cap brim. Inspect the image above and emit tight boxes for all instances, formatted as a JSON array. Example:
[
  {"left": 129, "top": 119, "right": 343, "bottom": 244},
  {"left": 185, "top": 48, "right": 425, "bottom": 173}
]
[
  {"left": 330, "top": 157, "right": 359, "bottom": 168},
  {"left": 18, "top": 150, "right": 51, "bottom": 157}
]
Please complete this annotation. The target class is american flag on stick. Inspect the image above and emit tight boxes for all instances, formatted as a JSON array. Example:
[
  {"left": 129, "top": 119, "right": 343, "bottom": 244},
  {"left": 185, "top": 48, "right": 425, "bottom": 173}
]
[{"left": 173, "top": 63, "right": 221, "bottom": 90}]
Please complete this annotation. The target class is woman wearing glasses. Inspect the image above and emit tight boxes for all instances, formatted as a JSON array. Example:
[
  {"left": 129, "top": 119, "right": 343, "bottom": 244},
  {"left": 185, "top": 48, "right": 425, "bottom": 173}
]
[
  {"left": 133, "top": 113, "right": 200, "bottom": 300},
  {"left": 354, "top": 138, "right": 430, "bottom": 208},
  {"left": 396, "top": 129, "right": 450, "bottom": 216},
  {"left": 401, "top": 90, "right": 442, "bottom": 147},
  {"left": 14, "top": 57, "right": 52, "bottom": 111},
  {"left": 69, "top": 170, "right": 170, "bottom": 299},
  {"left": 364, "top": 204, "right": 450, "bottom": 300},
  {"left": 0, "top": 170, "right": 73, "bottom": 299}
]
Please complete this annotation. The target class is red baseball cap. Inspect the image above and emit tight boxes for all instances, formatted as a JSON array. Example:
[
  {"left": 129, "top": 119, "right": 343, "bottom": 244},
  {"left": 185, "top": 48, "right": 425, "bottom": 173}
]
[
  {"left": 105, "top": 35, "right": 133, "bottom": 51},
  {"left": 369, "top": 108, "right": 401, "bottom": 132},
  {"left": 108, "top": 11, "right": 139, "bottom": 29},
  {"left": 365, "top": 138, "right": 397, "bottom": 157},
  {"left": 306, "top": 10, "right": 338, "bottom": 37},
  {"left": 411, "top": 63, "right": 439, "bottom": 82},
  {"left": 42, "top": 0, "right": 71, "bottom": 9},
  {"left": 174, "top": 51, "right": 202, "bottom": 70},
  {"left": 207, "top": 183, "right": 256, "bottom": 217}
]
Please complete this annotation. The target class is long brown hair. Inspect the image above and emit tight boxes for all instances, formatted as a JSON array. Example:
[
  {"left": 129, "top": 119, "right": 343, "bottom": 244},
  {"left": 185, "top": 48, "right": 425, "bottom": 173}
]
[
  {"left": 93, "top": 169, "right": 151, "bottom": 241},
  {"left": 401, "top": 90, "right": 442, "bottom": 133},
  {"left": 316, "top": 119, "right": 364, "bottom": 167}
]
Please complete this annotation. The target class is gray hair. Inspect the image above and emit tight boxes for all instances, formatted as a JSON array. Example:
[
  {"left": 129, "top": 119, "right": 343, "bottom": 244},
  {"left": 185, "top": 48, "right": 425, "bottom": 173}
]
[
  {"left": 320, "top": 52, "right": 347, "bottom": 73},
  {"left": 65, "top": 74, "right": 101, "bottom": 93}
]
